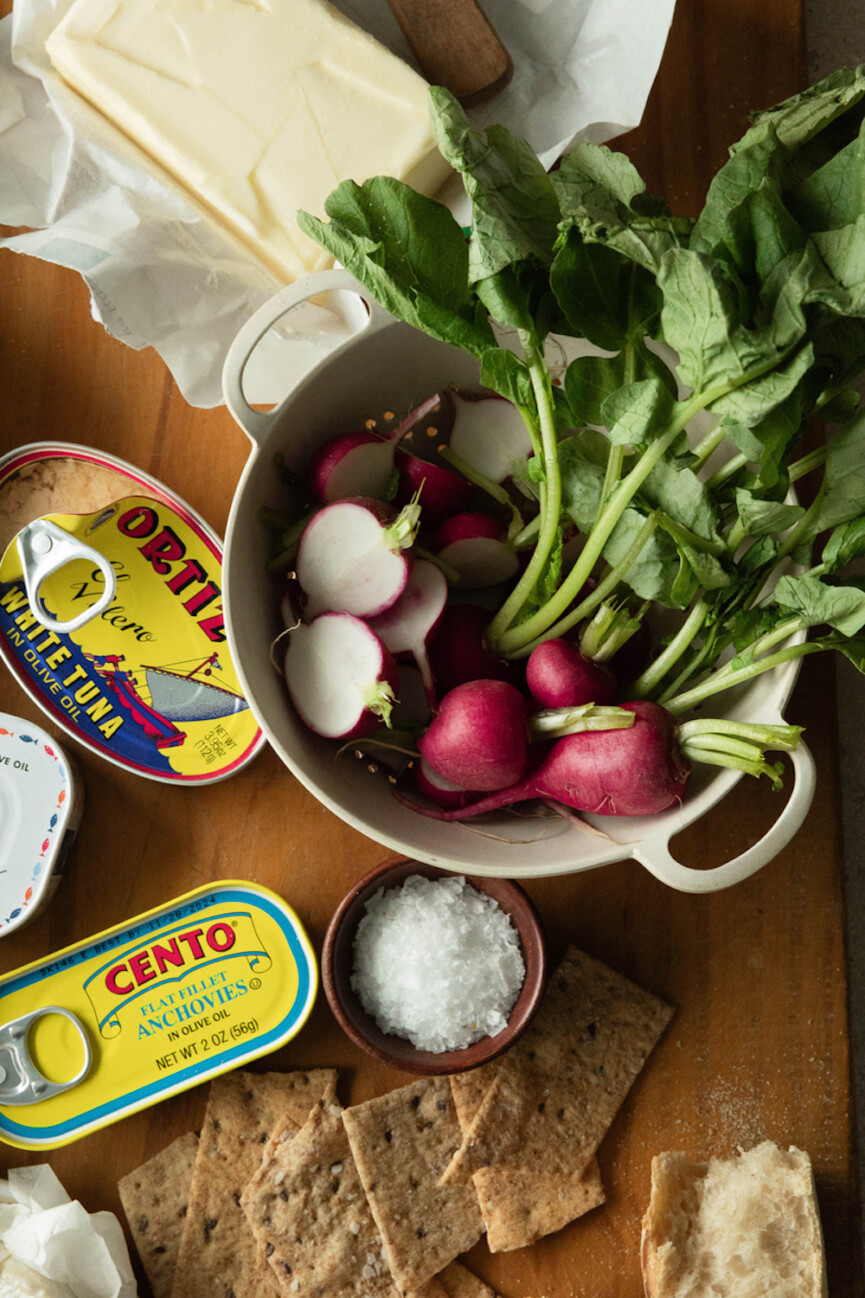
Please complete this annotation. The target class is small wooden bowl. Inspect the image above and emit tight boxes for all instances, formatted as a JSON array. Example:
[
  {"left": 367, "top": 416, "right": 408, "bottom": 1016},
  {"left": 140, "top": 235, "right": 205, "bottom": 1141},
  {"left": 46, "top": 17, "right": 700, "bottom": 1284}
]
[{"left": 322, "top": 858, "right": 547, "bottom": 1075}]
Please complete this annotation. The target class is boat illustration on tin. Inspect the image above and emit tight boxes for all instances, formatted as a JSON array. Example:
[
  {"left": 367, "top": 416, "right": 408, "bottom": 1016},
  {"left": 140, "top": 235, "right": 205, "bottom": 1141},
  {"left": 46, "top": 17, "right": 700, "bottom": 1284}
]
[{"left": 84, "top": 652, "right": 248, "bottom": 750}]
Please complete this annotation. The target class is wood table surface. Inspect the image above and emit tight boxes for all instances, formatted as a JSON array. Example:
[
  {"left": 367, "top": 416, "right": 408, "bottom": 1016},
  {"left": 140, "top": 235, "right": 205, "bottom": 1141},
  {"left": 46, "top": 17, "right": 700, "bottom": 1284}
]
[{"left": 2, "top": 0, "right": 864, "bottom": 1294}]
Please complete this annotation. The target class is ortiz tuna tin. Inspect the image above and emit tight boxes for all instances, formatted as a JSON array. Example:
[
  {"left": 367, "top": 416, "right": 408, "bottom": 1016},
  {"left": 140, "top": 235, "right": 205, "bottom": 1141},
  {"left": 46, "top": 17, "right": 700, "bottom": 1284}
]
[
  {"left": 0, "top": 443, "right": 265, "bottom": 784},
  {"left": 0, "top": 882, "right": 317, "bottom": 1149}
]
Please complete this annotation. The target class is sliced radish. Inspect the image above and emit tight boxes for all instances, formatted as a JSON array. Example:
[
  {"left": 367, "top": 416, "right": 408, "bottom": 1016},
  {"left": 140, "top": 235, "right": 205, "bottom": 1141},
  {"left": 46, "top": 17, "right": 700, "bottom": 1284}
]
[
  {"left": 448, "top": 390, "right": 534, "bottom": 484},
  {"left": 305, "top": 393, "right": 444, "bottom": 503},
  {"left": 367, "top": 559, "right": 448, "bottom": 705},
  {"left": 283, "top": 612, "right": 398, "bottom": 740},
  {"left": 431, "top": 513, "right": 519, "bottom": 589},
  {"left": 394, "top": 451, "right": 474, "bottom": 525},
  {"left": 306, "top": 431, "right": 398, "bottom": 503},
  {"left": 296, "top": 496, "right": 420, "bottom": 620}
]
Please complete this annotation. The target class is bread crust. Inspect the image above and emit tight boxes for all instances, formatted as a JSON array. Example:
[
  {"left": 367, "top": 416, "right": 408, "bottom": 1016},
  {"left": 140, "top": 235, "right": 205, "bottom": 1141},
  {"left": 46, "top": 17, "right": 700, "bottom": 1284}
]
[
  {"left": 641, "top": 1151, "right": 705, "bottom": 1298},
  {"left": 640, "top": 1142, "right": 827, "bottom": 1298}
]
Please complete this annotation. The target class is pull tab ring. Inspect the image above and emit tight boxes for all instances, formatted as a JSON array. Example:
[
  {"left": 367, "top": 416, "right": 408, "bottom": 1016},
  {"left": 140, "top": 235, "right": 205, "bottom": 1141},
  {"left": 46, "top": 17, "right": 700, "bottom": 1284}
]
[
  {"left": 16, "top": 519, "right": 117, "bottom": 633},
  {"left": 0, "top": 1006, "right": 92, "bottom": 1106}
]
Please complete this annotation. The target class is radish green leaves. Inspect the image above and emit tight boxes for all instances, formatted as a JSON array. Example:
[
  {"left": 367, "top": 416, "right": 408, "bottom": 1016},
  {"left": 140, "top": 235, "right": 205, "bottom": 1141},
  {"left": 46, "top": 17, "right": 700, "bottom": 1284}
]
[{"left": 298, "top": 66, "right": 865, "bottom": 726}]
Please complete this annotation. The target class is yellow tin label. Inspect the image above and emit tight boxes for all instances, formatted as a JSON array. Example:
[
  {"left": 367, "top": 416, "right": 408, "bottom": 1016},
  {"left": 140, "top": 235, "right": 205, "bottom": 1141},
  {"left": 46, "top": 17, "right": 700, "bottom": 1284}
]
[
  {"left": 0, "top": 451, "right": 263, "bottom": 783},
  {"left": 0, "top": 882, "right": 317, "bottom": 1149}
]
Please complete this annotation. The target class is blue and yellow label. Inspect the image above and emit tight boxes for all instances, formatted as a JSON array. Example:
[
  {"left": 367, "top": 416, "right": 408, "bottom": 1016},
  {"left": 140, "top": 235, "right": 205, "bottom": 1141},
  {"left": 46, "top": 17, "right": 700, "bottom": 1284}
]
[
  {"left": 0, "top": 883, "right": 317, "bottom": 1149},
  {"left": 0, "top": 454, "right": 263, "bottom": 782}
]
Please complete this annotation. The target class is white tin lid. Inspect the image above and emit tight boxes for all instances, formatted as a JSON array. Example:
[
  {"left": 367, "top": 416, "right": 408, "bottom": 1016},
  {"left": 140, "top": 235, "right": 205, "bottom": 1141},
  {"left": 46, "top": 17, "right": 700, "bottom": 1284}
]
[{"left": 0, "top": 711, "right": 83, "bottom": 936}]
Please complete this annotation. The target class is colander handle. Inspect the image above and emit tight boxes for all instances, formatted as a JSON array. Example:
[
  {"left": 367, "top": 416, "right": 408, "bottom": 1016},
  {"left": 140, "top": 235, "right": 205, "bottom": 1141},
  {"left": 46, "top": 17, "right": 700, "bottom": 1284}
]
[
  {"left": 631, "top": 739, "right": 816, "bottom": 893},
  {"left": 222, "top": 270, "right": 394, "bottom": 446}
]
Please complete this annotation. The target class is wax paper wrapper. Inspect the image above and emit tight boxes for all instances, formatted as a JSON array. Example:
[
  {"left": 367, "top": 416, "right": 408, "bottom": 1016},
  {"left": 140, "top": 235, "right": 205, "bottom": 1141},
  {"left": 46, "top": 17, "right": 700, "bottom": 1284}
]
[
  {"left": 0, "top": 1165, "right": 137, "bottom": 1298},
  {"left": 0, "top": 0, "right": 676, "bottom": 407}
]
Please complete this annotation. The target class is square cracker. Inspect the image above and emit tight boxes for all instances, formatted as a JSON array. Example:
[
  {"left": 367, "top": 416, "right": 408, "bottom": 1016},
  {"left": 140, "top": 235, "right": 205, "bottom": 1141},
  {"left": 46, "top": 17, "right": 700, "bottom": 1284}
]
[
  {"left": 434, "top": 1263, "right": 501, "bottom": 1298},
  {"left": 246, "top": 1068, "right": 341, "bottom": 1130},
  {"left": 119, "top": 1131, "right": 199, "bottom": 1298},
  {"left": 471, "top": 1161, "right": 604, "bottom": 1253},
  {"left": 241, "top": 1101, "right": 397, "bottom": 1298},
  {"left": 343, "top": 1076, "right": 484, "bottom": 1295},
  {"left": 440, "top": 947, "right": 673, "bottom": 1189},
  {"left": 413, "top": 1263, "right": 500, "bottom": 1298},
  {"left": 170, "top": 1069, "right": 338, "bottom": 1298},
  {"left": 449, "top": 1064, "right": 605, "bottom": 1252}
]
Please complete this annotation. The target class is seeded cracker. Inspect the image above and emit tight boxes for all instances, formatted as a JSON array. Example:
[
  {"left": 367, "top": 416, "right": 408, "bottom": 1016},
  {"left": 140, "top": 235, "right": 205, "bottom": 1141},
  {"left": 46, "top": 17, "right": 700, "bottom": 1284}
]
[
  {"left": 342, "top": 1077, "right": 484, "bottom": 1294},
  {"left": 412, "top": 1280, "right": 448, "bottom": 1298},
  {"left": 449, "top": 1063, "right": 605, "bottom": 1252},
  {"left": 434, "top": 1262, "right": 502, "bottom": 1298},
  {"left": 170, "top": 1069, "right": 338, "bottom": 1298},
  {"left": 242, "top": 1101, "right": 398, "bottom": 1298},
  {"left": 440, "top": 947, "right": 673, "bottom": 1189},
  {"left": 411, "top": 1261, "right": 504, "bottom": 1298},
  {"left": 119, "top": 1131, "right": 199, "bottom": 1298}
]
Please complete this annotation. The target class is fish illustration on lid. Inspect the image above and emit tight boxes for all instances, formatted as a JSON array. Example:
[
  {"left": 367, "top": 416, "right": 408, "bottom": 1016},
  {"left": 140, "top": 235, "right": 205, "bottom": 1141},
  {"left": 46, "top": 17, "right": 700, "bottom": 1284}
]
[{"left": 86, "top": 651, "right": 248, "bottom": 749}]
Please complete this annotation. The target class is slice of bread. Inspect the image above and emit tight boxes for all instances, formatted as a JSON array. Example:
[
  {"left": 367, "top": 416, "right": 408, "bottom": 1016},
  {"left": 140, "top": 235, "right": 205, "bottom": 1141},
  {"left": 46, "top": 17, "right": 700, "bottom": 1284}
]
[{"left": 641, "top": 1141, "right": 827, "bottom": 1298}]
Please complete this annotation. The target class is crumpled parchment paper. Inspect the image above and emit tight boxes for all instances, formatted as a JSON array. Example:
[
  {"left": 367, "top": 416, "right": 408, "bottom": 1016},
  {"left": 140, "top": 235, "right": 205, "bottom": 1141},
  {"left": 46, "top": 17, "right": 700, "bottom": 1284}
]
[
  {"left": 0, "top": 0, "right": 676, "bottom": 407},
  {"left": 0, "top": 1165, "right": 137, "bottom": 1298}
]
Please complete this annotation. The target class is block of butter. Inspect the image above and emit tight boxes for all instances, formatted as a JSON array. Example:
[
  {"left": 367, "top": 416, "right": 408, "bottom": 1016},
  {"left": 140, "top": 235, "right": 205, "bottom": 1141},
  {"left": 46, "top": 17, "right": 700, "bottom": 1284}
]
[{"left": 45, "top": 0, "right": 452, "bottom": 282}]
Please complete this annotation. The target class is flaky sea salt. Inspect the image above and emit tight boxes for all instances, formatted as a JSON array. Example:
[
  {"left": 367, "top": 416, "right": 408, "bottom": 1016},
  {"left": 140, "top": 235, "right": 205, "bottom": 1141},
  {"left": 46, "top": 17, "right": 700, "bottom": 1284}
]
[{"left": 350, "top": 874, "right": 526, "bottom": 1053}]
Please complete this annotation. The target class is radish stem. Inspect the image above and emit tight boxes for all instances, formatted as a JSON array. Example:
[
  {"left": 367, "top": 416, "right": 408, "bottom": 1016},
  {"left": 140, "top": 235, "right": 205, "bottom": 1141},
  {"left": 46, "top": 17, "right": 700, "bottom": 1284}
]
[
  {"left": 529, "top": 703, "right": 636, "bottom": 738},
  {"left": 507, "top": 513, "right": 660, "bottom": 657},
  {"left": 580, "top": 599, "right": 647, "bottom": 662},
  {"left": 493, "top": 398, "right": 703, "bottom": 653},
  {"left": 677, "top": 717, "right": 803, "bottom": 786},
  {"left": 633, "top": 598, "right": 711, "bottom": 697},
  {"left": 486, "top": 338, "right": 562, "bottom": 643},
  {"left": 664, "top": 634, "right": 819, "bottom": 715}
]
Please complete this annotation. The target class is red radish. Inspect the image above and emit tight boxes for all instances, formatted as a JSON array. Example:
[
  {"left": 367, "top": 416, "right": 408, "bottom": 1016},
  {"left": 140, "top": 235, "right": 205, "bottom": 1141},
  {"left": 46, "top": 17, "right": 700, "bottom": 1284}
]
[
  {"left": 283, "top": 613, "right": 398, "bottom": 740},
  {"left": 428, "top": 603, "right": 521, "bottom": 695},
  {"left": 404, "top": 701, "right": 690, "bottom": 819},
  {"left": 431, "top": 513, "right": 519, "bottom": 589},
  {"left": 305, "top": 394, "right": 443, "bottom": 502},
  {"left": 394, "top": 450, "right": 474, "bottom": 524},
  {"left": 448, "top": 390, "right": 534, "bottom": 483},
  {"left": 367, "top": 559, "right": 448, "bottom": 705},
  {"left": 526, "top": 639, "right": 616, "bottom": 709},
  {"left": 418, "top": 679, "right": 529, "bottom": 792},
  {"left": 296, "top": 496, "right": 419, "bottom": 620},
  {"left": 414, "top": 757, "right": 476, "bottom": 809}
]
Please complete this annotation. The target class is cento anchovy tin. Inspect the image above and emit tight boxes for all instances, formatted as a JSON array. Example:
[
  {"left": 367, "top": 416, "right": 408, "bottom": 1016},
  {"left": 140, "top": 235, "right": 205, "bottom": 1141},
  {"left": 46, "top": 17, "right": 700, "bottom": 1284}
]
[
  {"left": 0, "top": 711, "right": 83, "bottom": 936},
  {"left": 0, "top": 882, "right": 317, "bottom": 1149},
  {"left": 0, "top": 443, "right": 265, "bottom": 783}
]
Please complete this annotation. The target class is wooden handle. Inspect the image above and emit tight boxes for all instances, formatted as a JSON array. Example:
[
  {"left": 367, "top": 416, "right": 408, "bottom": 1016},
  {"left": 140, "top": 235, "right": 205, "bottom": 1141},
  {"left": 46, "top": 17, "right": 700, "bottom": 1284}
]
[{"left": 384, "top": 0, "right": 513, "bottom": 106}]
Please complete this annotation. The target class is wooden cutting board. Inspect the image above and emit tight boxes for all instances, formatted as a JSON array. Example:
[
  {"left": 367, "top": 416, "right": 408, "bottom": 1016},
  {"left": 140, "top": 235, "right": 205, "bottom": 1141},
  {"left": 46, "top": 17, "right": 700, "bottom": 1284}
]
[{"left": 1, "top": 0, "right": 863, "bottom": 1294}]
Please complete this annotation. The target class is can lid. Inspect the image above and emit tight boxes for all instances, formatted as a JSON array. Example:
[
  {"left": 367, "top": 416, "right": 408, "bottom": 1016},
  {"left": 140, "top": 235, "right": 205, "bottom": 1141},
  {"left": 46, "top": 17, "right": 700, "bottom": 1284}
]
[
  {"left": 0, "top": 711, "right": 83, "bottom": 937},
  {"left": 0, "top": 444, "right": 265, "bottom": 784},
  {"left": 0, "top": 881, "right": 318, "bottom": 1149}
]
